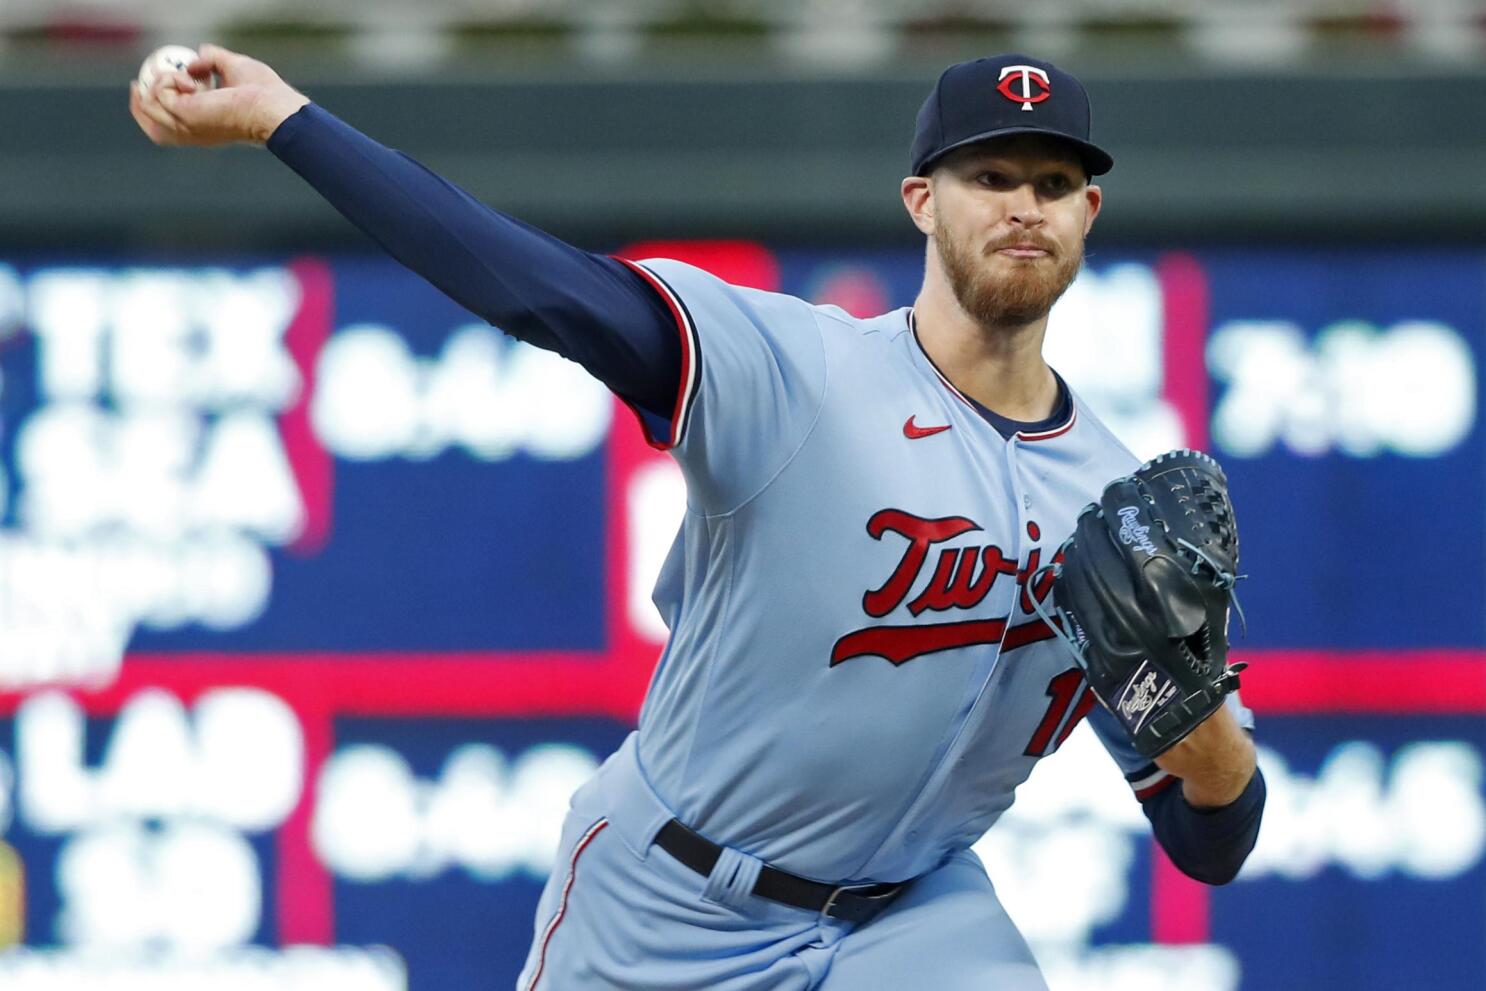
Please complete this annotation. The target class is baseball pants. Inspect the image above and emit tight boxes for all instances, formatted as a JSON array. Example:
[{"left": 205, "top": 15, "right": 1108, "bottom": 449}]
[{"left": 515, "top": 734, "right": 1048, "bottom": 991}]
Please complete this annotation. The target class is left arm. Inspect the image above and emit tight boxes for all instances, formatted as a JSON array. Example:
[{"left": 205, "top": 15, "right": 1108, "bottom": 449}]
[
  {"left": 1155, "top": 703, "right": 1256, "bottom": 808},
  {"left": 1089, "top": 695, "right": 1265, "bottom": 885},
  {"left": 1143, "top": 705, "right": 1265, "bottom": 884}
]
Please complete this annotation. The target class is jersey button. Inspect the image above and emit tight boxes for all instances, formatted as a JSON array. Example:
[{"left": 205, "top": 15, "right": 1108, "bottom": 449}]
[{"left": 904, "top": 830, "right": 919, "bottom": 845}]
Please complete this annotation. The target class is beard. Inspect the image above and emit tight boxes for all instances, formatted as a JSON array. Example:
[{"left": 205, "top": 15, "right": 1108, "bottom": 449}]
[{"left": 935, "top": 223, "right": 1083, "bottom": 328}]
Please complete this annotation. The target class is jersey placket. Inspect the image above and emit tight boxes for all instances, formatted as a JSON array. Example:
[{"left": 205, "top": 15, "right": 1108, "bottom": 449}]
[
  {"left": 849, "top": 401, "right": 1028, "bottom": 881},
  {"left": 917, "top": 436, "right": 1041, "bottom": 783}
]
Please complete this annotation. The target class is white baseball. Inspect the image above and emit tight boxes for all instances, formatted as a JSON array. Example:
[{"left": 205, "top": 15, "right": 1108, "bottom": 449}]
[{"left": 138, "top": 45, "right": 211, "bottom": 92}]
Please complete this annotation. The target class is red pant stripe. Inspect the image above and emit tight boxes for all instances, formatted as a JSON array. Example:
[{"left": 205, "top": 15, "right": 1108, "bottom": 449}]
[{"left": 526, "top": 818, "right": 609, "bottom": 991}]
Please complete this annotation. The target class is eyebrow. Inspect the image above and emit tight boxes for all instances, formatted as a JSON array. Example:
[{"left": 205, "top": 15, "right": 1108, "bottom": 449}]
[{"left": 972, "top": 161, "right": 1082, "bottom": 178}]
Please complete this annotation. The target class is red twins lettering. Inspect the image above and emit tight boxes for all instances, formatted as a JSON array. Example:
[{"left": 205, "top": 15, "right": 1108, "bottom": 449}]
[
  {"left": 910, "top": 545, "right": 1019, "bottom": 616},
  {"left": 834, "top": 510, "right": 1031, "bottom": 667},
  {"left": 862, "top": 511, "right": 990, "bottom": 617},
  {"left": 861, "top": 511, "right": 1019, "bottom": 617}
]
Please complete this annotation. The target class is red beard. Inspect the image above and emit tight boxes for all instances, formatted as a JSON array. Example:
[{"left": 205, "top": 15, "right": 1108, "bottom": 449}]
[{"left": 936, "top": 226, "right": 1083, "bottom": 327}]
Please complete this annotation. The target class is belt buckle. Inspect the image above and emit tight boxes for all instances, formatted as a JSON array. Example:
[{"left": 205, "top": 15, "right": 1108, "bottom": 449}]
[{"left": 821, "top": 882, "right": 901, "bottom": 922}]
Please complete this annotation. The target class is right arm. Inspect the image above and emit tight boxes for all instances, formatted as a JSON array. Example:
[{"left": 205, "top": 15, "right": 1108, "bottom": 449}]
[
  {"left": 131, "top": 48, "right": 830, "bottom": 508},
  {"left": 128, "top": 45, "right": 681, "bottom": 423}
]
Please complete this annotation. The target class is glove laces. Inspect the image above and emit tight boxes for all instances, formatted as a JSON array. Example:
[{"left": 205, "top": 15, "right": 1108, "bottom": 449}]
[
  {"left": 1027, "top": 561, "right": 1090, "bottom": 669},
  {"left": 1174, "top": 537, "right": 1249, "bottom": 638}
]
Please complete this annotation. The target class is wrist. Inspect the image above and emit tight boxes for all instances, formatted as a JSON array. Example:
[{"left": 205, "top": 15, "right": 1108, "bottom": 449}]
[
  {"left": 1180, "top": 763, "right": 1253, "bottom": 809},
  {"left": 253, "top": 89, "right": 310, "bottom": 145},
  {"left": 1155, "top": 705, "right": 1257, "bottom": 809}
]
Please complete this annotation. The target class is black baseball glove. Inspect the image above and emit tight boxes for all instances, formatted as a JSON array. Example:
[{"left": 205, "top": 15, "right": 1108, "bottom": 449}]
[{"left": 1038, "top": 449, "right": 1248, "bottom": 759}]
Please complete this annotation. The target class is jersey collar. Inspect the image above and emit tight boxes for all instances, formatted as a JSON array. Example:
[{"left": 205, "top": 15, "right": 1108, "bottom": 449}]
[{"left": 907, "top": 310, "right": 1078, "bottom": 443}]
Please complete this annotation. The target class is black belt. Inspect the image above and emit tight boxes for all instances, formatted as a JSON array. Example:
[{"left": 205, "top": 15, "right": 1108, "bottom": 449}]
[{"left": 654, "top": 819, "right": 905, "bottom": 923}]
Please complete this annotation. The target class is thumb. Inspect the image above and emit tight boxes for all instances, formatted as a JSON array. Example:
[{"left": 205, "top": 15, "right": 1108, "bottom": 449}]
[{"left": 195, "top": 43, "right": 255, "bottom": 84}]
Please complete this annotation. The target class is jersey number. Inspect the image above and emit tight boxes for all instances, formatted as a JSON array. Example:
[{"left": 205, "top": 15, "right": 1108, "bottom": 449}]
[{"left": 1023, "top": 668, "right": 1098, "bottom": 757}]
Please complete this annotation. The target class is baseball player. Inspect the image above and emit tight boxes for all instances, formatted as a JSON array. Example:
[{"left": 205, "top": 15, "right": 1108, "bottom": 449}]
[{"left": 130, "top": 49, "right": 1266, "bottom": 990}]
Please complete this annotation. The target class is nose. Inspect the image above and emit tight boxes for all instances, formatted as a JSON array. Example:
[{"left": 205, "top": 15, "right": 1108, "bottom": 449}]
[{"left": 1007, "top": 182, "right": 1045, "bottom": 228}]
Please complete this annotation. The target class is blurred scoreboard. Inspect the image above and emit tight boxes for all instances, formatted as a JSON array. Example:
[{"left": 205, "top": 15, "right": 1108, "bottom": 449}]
[{"left": 0, "top": 243, "right": 1482, "bottom": 990}]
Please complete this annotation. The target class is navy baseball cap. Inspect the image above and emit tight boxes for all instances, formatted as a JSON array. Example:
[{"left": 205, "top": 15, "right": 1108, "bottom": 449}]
[{"left": 910, "top": 54, "right": 1114, "bottom": 177}]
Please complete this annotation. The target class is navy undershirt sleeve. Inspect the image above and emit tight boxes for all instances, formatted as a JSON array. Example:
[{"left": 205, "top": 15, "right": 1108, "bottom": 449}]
[
  {"left": 1144, "top": 767, "right": 1266, "bottom": 885},
  {"left": 266, "top": 103, "right": 681, "bottom": 420}
]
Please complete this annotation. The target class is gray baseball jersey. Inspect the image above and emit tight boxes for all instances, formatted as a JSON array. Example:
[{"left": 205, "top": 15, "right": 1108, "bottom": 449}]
[{"left": 623, "top": 258, "right": 1252, "bottom": 885}]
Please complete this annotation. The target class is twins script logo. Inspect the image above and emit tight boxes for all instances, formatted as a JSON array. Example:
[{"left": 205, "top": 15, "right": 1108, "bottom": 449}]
[
  {"left": 830, "top": 509, "right": 1058, "bottom": 667},
  {"left": 1116, "top": 506, "right": 1158, "bottom": 555},
  {"left": 996, "top": 65, "right": 1052, "bottom": 111}
]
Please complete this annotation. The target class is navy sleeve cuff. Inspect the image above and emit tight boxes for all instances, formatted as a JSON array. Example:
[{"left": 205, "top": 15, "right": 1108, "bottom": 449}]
[
  {"left": 1144, "top": 766, "right": 1266, "bottom": 885},
  {"left": 265, "top": 101, "right": 315, "bottom": 155}
]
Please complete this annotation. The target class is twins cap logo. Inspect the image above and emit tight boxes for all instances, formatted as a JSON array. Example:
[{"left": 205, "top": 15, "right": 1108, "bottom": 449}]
[{"left": 996, "top": 65, "right": 1051, "bottom": 111}]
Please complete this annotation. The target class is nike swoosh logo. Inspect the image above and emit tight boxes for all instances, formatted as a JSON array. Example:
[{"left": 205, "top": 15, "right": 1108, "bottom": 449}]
[{"left": 903, "top": 416, "right": 952, "bottom": 439}]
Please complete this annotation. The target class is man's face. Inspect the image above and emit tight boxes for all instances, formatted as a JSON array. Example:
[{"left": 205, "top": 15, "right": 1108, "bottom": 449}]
[{"left": 925, "top": 136, "right": 1100, "bottom": 327}]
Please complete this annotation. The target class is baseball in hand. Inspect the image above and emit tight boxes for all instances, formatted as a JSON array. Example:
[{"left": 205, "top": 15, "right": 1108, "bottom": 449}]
[{"left": 138, "top": 45, "right": 213, "bottom": 92}]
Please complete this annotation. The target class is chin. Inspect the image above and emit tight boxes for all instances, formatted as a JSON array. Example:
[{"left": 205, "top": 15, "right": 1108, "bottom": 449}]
[
  {"left": 959, "top": 271, "right": 1065, "bottom": 327},
  {"left": 982, "top": 256, "right": 1054, "bottom": 284}
]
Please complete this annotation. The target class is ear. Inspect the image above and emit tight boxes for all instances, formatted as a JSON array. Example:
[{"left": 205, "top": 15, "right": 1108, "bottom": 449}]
[
  {"left": 901, "top": 176, "right": 936, "bottom": 236},
  {"left": 1083, "top": 183, "right": 1103, "bottom": 235}
]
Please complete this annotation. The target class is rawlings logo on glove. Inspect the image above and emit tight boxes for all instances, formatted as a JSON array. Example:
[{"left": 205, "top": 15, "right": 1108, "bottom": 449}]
[{"left": 1115, "top": 506, "right": 1157, "bottom": 555}]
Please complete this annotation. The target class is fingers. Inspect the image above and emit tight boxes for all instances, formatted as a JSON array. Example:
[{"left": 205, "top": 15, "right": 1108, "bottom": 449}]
[
  {"left": 182, "top": 54, "right": 216, "bottom": 86},
  {"left": 135, "top": 66, "right": 209, "bottom": 140},
  {"left": 134, "top": 80, "right": 182, "bottom": 131},
  {"left": 188, "top": 46, "right": 225, "bottom": 80},
  {"left": 128, "top": 82, "right": 178, "bottom": 146},
  {"left": 150, "top": 70, "right": 204, "bottom": 128},
  {"left": 165, "top": 69, "right": 200, "bottom": 95},
  {"left": 147, "top": 82, "right": 190, "bottom": 130}
]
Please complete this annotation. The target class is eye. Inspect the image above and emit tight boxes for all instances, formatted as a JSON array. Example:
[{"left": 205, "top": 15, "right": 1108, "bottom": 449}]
[
  {"left": 1039, "top": 174, "right": 1076, "bottom": 198},
  {"left": 977, "top": 171, "right": 1018, "bottom": 191}
]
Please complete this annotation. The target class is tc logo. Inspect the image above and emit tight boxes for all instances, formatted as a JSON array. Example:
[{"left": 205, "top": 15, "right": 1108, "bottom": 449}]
[{"left": 997, "top": 65, "right": 1051, "bottom": 111}]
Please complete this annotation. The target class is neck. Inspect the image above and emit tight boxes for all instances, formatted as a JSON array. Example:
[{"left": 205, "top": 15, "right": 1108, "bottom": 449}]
[{"left": 912, "top": 268, "right": 1059, "bottom": 421}]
